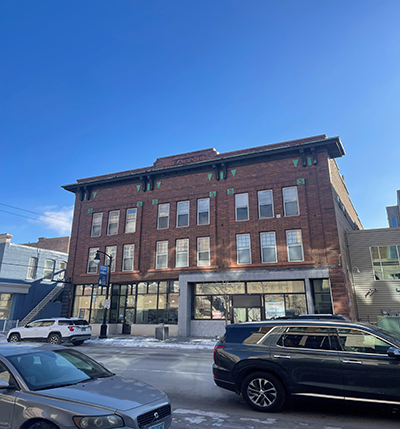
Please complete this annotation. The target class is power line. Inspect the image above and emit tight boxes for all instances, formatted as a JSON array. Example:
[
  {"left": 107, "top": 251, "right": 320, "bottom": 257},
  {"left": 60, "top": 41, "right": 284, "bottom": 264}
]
[
  {"left": 0, "top": 203, "right": 71, "bottom": 224},
  {"left": 0, "top": 209, "right": 70, "bottom": 226}
]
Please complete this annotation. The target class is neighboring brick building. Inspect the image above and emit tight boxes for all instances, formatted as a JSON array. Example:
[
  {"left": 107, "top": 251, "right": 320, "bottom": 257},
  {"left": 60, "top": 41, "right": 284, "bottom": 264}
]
[
  {"left": 21, "top": 236, "right": 70, "bottom": 253},
  {"left": 62, "top": 134, "right": 362, "bottom": 337}
]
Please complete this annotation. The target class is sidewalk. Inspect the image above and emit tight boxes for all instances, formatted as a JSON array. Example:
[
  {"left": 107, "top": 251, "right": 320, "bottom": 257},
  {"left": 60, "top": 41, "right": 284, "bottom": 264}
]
[{"left": 0, "top": 332, "right": 217, "bottom": 350}]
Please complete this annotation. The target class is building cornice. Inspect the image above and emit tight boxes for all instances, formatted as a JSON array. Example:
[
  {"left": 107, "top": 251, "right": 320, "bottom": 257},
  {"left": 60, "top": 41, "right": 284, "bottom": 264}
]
[{"left": 62, "top": 135, "right": 344, "bottom": 197}]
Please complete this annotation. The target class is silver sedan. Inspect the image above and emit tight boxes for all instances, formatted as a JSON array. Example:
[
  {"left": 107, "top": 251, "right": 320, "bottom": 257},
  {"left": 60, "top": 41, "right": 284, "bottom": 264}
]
[{"left": 0, "top": 344, "right": 172, "bottom": 429}]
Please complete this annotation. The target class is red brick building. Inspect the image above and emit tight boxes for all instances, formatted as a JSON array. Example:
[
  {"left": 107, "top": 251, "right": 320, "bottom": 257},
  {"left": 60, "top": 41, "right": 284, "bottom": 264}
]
[{"left": 62, "top": 135, "right": 362, "bottom": 337}]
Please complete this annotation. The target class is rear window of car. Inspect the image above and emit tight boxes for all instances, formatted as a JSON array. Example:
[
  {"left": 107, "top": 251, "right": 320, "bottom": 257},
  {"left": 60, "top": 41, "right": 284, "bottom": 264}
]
[
  {"left": 223, "top": 326, "right": 274, "bottom": 344},
  {"left": 73, "top": 320, "right": 90, "bottom": 326},
  {"left": 58, "top": 320, "right": 73, "bottom": 326}
]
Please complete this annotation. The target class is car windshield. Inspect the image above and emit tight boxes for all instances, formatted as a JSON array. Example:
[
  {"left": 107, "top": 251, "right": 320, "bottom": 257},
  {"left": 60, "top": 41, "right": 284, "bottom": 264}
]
[{"left": 8, "top": 349, "right": 113, "bottom": 391}]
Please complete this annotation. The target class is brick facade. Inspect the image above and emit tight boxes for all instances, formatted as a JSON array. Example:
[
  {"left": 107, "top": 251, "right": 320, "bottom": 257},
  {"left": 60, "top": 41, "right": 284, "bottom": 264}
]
[{"left": 62, "top": 135, "right": 362, "bottom": 335}]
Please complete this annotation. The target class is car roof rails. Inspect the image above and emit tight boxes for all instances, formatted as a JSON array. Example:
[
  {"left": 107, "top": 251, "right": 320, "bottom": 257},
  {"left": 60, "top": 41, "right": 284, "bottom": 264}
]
[{"left": 291, "top": 314, "right": 350, "bottom": 320}]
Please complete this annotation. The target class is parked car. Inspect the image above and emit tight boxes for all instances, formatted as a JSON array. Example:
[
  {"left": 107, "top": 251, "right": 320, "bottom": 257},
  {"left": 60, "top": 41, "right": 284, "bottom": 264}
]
[
  {"left": 213, "top": 315, "right": 400, "bottom": 412},
  {"left": 0, "top": 344, "right": 172, "bottom": 429},
  {"left": 7, "top": 318, "right": 91, "bottom": 345}
]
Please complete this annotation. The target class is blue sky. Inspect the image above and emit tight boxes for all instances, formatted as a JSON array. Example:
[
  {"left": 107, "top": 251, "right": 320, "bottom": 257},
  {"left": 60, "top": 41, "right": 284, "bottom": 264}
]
[{"left": 1, "top": 0, "right": 399, "bottom": 244}]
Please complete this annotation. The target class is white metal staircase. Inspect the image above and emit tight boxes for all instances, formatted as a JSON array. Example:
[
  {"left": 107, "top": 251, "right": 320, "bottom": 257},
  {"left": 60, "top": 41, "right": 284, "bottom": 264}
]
[{"left": 19, "top": 284, "right": 65, "bottom": 326}]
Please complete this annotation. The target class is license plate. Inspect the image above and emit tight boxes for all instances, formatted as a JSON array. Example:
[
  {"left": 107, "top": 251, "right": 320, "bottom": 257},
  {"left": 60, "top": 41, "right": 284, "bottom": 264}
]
[
  {"left": 81, "top": 328, "right": 86, "bottom": 331},
  {"left": 149, "top": 423, "right": 164, "bottom": 429}
]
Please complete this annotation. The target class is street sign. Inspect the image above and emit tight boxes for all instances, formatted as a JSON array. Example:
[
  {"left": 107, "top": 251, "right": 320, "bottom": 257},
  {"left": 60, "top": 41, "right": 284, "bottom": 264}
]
[
  {"left": 104, "top": 299, "right": 111, "bottom": 309},
  {"left": 98, "top": 264, "right": 108, "bottom": 286}
]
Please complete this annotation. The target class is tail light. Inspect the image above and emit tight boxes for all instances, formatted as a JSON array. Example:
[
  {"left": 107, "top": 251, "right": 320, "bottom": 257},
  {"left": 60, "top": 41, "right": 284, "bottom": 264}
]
[
  {"left": 213, "top": 345, "right": 226, "bottom": 363},
  {"left": 68, "top": 326, "right": 74, "bottom": 331}
]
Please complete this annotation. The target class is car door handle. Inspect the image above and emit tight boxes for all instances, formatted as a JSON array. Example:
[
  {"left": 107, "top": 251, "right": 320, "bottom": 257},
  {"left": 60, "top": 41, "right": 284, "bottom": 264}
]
[
  {"left": 274, "top": 354, "right": 291, "bottom": 359},
  {"left": 343, "top": 359, "right": 363, "bottom": 365}
]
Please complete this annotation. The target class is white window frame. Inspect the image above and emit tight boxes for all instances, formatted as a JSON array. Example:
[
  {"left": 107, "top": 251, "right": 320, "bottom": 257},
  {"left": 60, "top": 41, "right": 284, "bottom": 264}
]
[
  {"left": 43, "top": 259, "right": 55, "bottom": 281},
  {"left": 258, "top": 190, "right": 274, "bottom": 219},
  {"left": 157, "top": 203, "right": 170, "bottom": 229},
  {"left": 107, "top": 210, "right": 120, "bottom": 235},
  {"left": 177, "top": 201, "right": 189, "bottom": 228},
  {"left": 197, "top": 237, "right": 210, "bottom": 266},
  {"left": 156, "top": 241, "right": 168, "bottom": 269},
  {"left": 197, "top": 198, "right": 210, "bottom": 225},
  {"left": 235, "top": 193, "right": 249, "bottom": 221},
  {"left": 26, "top": 257, "right": 38, "bottom": 280},
  {"left": 58, "top": 261, "right": 67, "bottom": 280},
  {"left": 87, "top": 248, "right": 99, "bottom": 274},
  {"left": 125, "top": 208, "right": 137, "bottom": 233},
  {"left": 236, "top": 234, "right": 251, "bottom": 264},
  {"left": 122, "top": 244, "right": 134, "bottom": 271},
  {"left": 91, "top": 213, "right": 103, "bottom": 237},
  {"left": 105, "top": 246, "right": 117, "bottom": 272},
  {"left": 283, "top": 186, "right": 300, "bottom": 216},
  {"left": 286, "top": 230, "right": 304, "bottom": 262},
  {"left": 260, "top": 232, "right": 277, "bottom": 263},
  {"left": 176, "top": 238, "right": 189, "bottom": 267}
]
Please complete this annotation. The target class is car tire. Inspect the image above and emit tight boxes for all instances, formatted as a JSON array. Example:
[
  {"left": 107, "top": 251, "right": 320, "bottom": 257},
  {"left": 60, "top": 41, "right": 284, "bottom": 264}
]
[
  {"left": 241, "top": 372, "right": 286, "bottom": 412},
  {"left": 28, "top": 421, "right": 59, "bottom": 429},
  {"left": 48, "top": 333, "right": 61, "bottom": 345},
  {"left": 8, "top": 333, "right": 20, "bottom": 343}
]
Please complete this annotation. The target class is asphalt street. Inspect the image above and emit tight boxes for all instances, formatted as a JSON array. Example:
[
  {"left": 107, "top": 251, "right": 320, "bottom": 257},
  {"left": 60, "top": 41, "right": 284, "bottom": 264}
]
[{"left": 79, "top": 344, "right": 400, "bottom": 429}]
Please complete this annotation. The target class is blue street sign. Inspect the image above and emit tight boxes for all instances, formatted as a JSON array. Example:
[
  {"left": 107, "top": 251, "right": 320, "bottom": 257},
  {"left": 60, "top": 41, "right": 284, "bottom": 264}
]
[{"left": 98, "top": 264, "right": 109, "bottom": 286}]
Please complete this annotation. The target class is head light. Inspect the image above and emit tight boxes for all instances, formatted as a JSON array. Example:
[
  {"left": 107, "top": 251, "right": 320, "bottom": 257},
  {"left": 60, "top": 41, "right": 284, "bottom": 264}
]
[{"left": 73, "top": 415, "right": 124, "bottom": 429}]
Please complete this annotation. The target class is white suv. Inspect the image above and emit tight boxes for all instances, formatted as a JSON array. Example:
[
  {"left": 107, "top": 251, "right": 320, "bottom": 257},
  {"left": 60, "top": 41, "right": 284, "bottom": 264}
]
[{"left": 7, "top": 318, "right": 91, "bottom": 345}]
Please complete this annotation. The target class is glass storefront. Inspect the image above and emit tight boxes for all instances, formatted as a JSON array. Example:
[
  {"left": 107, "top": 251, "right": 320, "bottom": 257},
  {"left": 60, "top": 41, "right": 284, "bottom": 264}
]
[
  {"left": 192, "top": 280, "right": 330, "bottom": 322},
  {"left": 72, "top": 281, "right": 179, "bottom": 324}
]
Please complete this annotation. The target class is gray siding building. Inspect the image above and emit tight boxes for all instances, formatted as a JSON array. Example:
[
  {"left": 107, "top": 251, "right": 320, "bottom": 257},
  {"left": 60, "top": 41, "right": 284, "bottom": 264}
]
[
  {"left": 347, "top": 227, "right": 400, "bottom": 323},
  {"left": 0, "top": 233, "right": 68, "bottom": 325}
]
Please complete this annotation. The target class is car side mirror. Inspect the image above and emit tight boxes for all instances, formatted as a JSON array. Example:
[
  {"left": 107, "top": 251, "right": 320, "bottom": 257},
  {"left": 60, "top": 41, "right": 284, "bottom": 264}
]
[
  {"left": 387, "top": 347, "right": 400, "bottom": 358},
  {"left": 0, "top": 380, "right": 10, "bottom": 389}
]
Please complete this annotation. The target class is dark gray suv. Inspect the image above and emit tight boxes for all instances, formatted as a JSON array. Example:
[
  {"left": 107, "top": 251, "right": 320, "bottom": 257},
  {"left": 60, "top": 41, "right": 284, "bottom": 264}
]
[{"left": 213, "top": 316, "right": 400, "bottom": 412}]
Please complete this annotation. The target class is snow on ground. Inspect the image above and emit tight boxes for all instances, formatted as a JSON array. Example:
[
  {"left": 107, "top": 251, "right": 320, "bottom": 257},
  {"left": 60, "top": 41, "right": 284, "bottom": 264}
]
[
  {"left": 0, "top": 333, "right": 216, "bottom": 349},
  {"left": 86, "top": 337, "right": 216, "bottom": 349}
]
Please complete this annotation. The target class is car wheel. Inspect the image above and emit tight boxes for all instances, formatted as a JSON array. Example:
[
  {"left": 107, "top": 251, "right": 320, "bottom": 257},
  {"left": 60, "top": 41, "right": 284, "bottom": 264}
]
[
  {"left": 28, "top": 421, "right": 59, "bottom": 429},
  {"left": 241, "top": 372, "right": 286, "bottom": 412},
  {"left": 48, "top": 333, "right": 61, "bottom": 345},
  {"left": 8, "top": 333, "right": 20, "bottom": 343}
]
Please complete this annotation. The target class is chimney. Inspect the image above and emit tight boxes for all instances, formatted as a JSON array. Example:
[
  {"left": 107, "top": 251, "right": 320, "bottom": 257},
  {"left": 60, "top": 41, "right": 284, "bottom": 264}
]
[{"left": 0, "top": 233, "right": 13, "bottom": 244}]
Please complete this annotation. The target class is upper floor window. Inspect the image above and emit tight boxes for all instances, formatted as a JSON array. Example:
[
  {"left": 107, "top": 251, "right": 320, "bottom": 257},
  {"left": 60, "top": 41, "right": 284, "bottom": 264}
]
[
  {"left": 91, "top": 213, "right": 103, "bottom": 237},
  {"left": 235, "top": 193, "right": 249, "bottom": 221},
  {"left": 283, "top": 186, "right": 299, "bottom": 216},
  {"left": 105, "top": 246, "right": 117, "bottom": 272},
  {"left": 176, "top": 238, "right": 189, "bottom": 267},
  {"left": 26, "top": 257, "right": 38, "bottom": 280},
  {"left": 158, "top": 203, "right": 170, "bottom": 229},
  {"left": 260, "top": 232, "right": 277, "bottom": 263},
  {"left": 237, "top": 234, "right": 251, "bottom": 264},
  {"left": 197, "top": 198, "right": 210, "bottom": 225},
  {"left": 177, "top": 201, "right": 189, "bottom": 227},
  {"left": 391, "top": 217, "right": 399, "bottom": 227},
  {"left": 43, "top": 259, "right": 55, "bottom": 281},
  {"left": 156, "top": 241, "right": 168, "bottom": 269},
  {"left": 87, "top": 248, "right": 99, "bottom": 274},
  {"left": 58, "top": 261, "right": 67, "bottom": 280},
  {"left": 286, "top": 230, "right": 304, "bottom": 262},
  {"left": 123, "top": 244, "right": 134, "bottom": 271},
  {"left": 107, "top": 211, "right": 120, "bottom": 235},
  {"left": 125, "top": 208, "right": 137, "bottom": 233},
  {"left": 197, "top": 237, "right": 210, "bottom": 266},
  {"left": 371, "top": 246, "right": 400, "bottom": 280},
  {"left": 258, "top": 190, "right": 274, "bottom": 219}
]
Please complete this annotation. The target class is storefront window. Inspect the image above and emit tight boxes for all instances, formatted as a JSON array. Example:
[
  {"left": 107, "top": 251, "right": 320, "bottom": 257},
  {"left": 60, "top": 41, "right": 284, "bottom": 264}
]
[
  {"left": 311, "top": 279, "right": 333, "bottom": 314},
  {"left": 193, "top": 280, "right": 307, "bottom": 322},
  {"left": 136, "top": 295, "right": 158, "bottom": 324}
]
